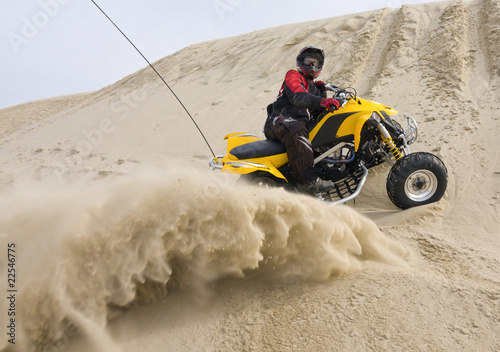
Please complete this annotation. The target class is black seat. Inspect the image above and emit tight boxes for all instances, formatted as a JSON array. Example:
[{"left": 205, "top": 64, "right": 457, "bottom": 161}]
[
  {"left": 230, "top": 139, "right": 286, "bottom": 159},
  {"left": 229, "top": 112, "right": 328, "bottom": 160}
]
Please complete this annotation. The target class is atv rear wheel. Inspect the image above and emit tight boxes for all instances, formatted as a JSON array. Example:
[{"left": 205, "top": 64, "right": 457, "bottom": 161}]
[{"left": 386, "top": 152, "right": 447, "bottom": 209}]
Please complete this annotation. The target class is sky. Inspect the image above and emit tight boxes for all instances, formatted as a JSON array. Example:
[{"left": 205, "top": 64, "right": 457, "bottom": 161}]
[{"left": 1, "top": 0, "right": 433, "bottom": 109}]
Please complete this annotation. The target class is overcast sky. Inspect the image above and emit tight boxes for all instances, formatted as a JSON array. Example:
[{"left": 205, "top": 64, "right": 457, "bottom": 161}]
[{"left": 1, "top": 0, "right": 432, "bottom": 109}]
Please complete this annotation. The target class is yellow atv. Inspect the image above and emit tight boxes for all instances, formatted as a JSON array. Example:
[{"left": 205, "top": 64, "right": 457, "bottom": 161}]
[{"left": 210, "top": 84, "right": 447, "bottom": 209}]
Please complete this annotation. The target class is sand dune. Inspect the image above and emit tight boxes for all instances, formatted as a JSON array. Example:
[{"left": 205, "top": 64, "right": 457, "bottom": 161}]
[{"left": 1, "top": 0, "right": 499, "bottom": 351}]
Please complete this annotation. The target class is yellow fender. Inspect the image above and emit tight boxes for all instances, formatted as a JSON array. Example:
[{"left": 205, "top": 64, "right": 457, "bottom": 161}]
[
  {"left": 221, "top": 133, "right": 288, "bottom": 181},
  {"left": 336, "top": 111, "right": 372, "bottom": 151},
  {"left": 310, "top": 97, "right": 398, "bottom": 151},
  {"left": 221, "top": 157, "right": 288, "bottom": 180}
]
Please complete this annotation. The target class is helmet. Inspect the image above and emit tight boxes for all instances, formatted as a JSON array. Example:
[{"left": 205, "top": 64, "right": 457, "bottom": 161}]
[{"left": 296, "top": 46, "right": 324, "bottom": 79}]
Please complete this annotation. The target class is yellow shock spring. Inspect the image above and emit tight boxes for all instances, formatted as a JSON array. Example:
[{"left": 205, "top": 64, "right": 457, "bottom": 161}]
[{"left": 382, "top": 136, "right": 402, "bottom": 160}]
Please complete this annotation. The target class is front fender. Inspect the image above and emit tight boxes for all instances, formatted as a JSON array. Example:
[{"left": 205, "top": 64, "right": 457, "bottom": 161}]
[{"left": 335, "top": 111, "right": 373, "bottom": 151}]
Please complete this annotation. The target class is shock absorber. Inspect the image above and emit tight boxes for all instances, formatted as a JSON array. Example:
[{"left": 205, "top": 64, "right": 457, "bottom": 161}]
[{"left": 377, "top": 123, "right": 402, "bottom": 160}]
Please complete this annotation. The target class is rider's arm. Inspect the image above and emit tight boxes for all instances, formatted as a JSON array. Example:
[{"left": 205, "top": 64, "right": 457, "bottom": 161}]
[{"left": 284, "top": 70, "right": 323, "bottom": 109}]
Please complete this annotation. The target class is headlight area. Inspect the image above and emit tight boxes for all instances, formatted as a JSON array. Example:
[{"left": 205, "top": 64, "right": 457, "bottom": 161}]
[{"left": 403, "top": 115, "right": 418, "bottom": 145}]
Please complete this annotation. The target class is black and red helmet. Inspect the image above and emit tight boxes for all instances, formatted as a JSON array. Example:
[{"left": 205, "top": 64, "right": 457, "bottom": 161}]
[{"left": 296, "top": 46, "right": 325, "bottom": 79}]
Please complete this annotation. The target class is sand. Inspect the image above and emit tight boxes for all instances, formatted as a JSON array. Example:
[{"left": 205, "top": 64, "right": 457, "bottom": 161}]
[{"left": 0, "top": 0, "right": 499, "bottom": 351}]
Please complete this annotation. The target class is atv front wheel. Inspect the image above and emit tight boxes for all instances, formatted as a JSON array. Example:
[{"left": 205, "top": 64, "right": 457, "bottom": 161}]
[{"left": 386, "top": 152, "right": 447, "bottom": 209}]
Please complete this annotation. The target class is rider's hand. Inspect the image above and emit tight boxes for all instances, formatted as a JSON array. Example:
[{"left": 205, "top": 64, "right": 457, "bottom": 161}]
[
  {"left": 320, "top": 98, "right": 340, "bottom": 112},
  {"left": 314, "top": 80, "right": 326, "bottom": 92}
]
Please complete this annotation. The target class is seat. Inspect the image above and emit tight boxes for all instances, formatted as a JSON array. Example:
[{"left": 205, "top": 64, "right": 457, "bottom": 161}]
[{"left": 229, "top": 139, "right": 286, "bottom": 159}]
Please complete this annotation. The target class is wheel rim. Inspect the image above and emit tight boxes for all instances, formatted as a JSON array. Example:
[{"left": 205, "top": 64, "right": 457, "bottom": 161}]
[{"left": 404, "top": 169, "right": 438, "bottom": 202}]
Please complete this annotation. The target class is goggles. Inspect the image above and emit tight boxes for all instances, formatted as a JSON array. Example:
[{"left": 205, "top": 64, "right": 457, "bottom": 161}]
[{"left": 303, "top": 56, "right": 322, "bottom": 68}]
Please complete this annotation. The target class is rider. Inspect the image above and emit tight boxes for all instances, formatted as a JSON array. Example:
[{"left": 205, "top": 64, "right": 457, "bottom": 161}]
[{"left": 264, "top": 46, "right": 340, "bottom": 194}]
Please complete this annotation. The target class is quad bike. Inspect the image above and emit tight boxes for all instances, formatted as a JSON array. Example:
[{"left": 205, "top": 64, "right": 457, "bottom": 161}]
[{"left": 209, "top": 84, "right": 447, "bottom": 209}]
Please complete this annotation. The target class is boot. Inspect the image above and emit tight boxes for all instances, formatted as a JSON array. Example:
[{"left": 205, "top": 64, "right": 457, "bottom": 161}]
[{"left": 297, "top": 177, "right": 331, "bottom": 195}]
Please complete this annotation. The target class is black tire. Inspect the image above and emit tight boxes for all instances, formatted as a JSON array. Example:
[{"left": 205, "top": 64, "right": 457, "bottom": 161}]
[{"left": 386, "top": 152, "right": 448, "bottom": 209}]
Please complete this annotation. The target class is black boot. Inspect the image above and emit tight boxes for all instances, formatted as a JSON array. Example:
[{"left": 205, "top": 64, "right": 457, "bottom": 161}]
[{"left": 297, "top": 177, "right": 330, "bottom": 195}]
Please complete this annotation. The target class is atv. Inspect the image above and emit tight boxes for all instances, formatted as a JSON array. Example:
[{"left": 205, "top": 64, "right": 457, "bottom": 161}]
[{"left": 209, "top": 84, "right": 447, "bottom": 209}]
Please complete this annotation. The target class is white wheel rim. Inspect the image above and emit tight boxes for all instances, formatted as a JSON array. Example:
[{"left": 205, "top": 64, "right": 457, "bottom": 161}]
[{"left": 404, "top": 170, "right": 438, "bottom": 202}]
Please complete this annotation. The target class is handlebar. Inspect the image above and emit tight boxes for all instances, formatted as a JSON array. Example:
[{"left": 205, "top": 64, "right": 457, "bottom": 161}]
[
  {"left": 324, "top": 83, "right": 340, "bottom": 92},
  {"left": 324, "top": 83, "right": 356, "bottom": 108}
]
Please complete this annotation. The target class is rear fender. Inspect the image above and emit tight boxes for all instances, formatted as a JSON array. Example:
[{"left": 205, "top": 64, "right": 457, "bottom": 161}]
[
  {"left": 221, "top": 133, "right": 288, "bottom": 180},
  {"left": 224, "top": 133, "right": 262, "bottom": 153},
  {"left": 221, "top": 157, "right": 288, "bottom": 181}
]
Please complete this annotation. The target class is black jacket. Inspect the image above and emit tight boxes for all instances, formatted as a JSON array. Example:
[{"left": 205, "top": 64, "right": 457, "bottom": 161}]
[{"left": 268, "top": 70, "right": 326, "bottom": 123}]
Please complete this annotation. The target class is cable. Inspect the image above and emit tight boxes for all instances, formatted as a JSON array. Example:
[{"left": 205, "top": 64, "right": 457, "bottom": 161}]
[{"left": 90, "top": 0, "right": 216, "bottom": 158}]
